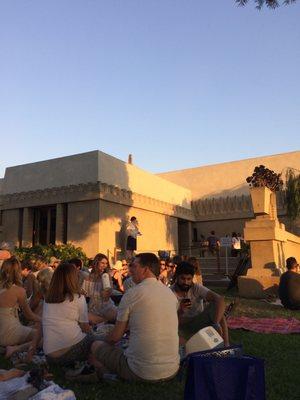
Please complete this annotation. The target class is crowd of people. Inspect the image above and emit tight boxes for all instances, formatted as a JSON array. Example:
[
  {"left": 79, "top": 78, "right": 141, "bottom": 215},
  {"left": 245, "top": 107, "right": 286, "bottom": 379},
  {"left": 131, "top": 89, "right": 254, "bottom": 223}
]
[
  {"left": 1, "top": 235, "right": 299, "bottom": 384},
  {"left": 0, "top": 246, "right": 230, "bottom": 383},
  {"left": 199, "top": 230, "right": 245, "bottom": 259}
]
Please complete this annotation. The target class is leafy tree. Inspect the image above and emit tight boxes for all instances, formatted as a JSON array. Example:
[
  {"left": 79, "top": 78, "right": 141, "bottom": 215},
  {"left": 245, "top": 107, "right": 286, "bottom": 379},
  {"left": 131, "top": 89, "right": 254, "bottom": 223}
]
[
  {"left": 285, "top": 168, "right": 300, "bottom": 230},
  {"left": 236, "top": 0, "right": 297, "bottom": 9}
]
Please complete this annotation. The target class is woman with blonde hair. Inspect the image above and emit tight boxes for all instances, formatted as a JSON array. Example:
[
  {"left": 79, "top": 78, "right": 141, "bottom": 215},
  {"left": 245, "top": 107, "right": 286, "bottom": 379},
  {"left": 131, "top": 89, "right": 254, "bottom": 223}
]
[
  {"left": 0, "top": 257, "right": 41, "bottom": 360},
  {"left": 43, "top": 263, "right": 93, "bottom": 365}
]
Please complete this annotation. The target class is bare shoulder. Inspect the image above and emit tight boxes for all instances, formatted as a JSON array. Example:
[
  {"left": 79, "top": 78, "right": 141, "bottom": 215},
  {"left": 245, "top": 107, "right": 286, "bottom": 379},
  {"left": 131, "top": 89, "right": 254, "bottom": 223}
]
[{"left": 13, "top": 285, "right": 26, "bottom": 297}]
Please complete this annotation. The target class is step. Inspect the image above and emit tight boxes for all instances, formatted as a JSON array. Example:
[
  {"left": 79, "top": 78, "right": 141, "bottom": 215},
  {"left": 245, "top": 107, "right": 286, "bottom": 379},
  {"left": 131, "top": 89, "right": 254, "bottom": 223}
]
[{"left": 203, "top": 275, "right": 231, "bottom": 287}]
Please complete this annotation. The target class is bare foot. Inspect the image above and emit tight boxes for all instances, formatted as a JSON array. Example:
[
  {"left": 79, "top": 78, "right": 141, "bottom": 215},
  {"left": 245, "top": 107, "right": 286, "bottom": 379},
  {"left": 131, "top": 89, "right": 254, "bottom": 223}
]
[
  {"left": 0, "top": 369, "right": 25, "bottom": 382},
  {"left": 25, "top": 346, "right": 35, "bottom": 363},
  {"left": 5, "top": 345, "right": 16, "bottom": 359}
]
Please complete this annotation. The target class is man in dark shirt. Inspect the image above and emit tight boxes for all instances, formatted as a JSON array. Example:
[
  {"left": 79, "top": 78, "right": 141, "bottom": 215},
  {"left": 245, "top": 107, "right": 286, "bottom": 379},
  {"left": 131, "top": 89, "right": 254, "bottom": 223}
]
[
  {"left": 206, "top": 231, "right": 221, "bottom": 274},
  {"left": 279, "top": 257, "right": 300, "bottom": 310}
]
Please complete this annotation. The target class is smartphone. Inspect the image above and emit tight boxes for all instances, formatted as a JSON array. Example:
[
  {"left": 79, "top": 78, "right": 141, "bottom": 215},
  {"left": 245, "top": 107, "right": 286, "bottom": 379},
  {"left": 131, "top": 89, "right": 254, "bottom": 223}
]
[{"left": 181, "top": 298, "right": 192, "bottom": 306}]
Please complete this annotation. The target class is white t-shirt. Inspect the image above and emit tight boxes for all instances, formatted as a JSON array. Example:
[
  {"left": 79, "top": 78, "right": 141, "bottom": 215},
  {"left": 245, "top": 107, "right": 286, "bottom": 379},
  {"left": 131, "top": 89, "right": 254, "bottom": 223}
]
[
  {"left": 126, "top": 222, "right": 140, "bottom": 239},
  {"left": 171, "top": 283, "right": 209, "bottom": 320},
  {"left": 42, "top": 294, "right": 88, "bottom": 355},
  {"left": 232, "top": 237, "right": 241, "bottom": 250},
  {"left": 117, "top": 278, "right": 179, "bottom": 381}
]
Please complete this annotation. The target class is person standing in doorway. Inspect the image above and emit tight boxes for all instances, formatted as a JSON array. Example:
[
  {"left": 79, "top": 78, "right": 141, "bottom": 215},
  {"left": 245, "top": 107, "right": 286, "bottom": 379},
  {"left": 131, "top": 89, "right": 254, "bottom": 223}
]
[
  {"left": 126, "top": 217, "right": 141, "bottom": 258},
  {"left": 231, "top": 232, "right": 241, "bottom": 257}
]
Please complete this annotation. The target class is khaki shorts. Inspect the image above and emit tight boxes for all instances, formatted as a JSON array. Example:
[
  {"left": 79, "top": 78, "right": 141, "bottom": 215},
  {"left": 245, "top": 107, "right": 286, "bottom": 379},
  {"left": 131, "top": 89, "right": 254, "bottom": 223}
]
[
  {"left": 95, "top": 343, "right": 178, "bottom": 382},
  {"left": 95, "top": 342, "right": 140, "bottom": 381}
]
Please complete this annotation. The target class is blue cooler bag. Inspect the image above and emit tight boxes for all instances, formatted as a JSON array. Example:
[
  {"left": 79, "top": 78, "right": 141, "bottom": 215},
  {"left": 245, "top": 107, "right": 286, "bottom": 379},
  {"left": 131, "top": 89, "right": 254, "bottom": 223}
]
[{"left": 184, "top": 348, "right": 265, "bottom": 400}]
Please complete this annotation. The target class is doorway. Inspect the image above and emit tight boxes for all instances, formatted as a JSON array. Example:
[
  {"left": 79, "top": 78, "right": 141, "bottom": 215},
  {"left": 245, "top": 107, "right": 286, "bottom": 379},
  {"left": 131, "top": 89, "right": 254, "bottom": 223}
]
[{"left": 32, "top": 206, "right": 56, "bottom": 245}]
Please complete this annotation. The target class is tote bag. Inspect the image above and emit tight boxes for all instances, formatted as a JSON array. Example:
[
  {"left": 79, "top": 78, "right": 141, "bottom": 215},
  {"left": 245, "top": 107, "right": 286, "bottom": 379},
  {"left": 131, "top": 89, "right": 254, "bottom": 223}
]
[{"left": 184, "top": 352, "right": 265, "bottom": 400}]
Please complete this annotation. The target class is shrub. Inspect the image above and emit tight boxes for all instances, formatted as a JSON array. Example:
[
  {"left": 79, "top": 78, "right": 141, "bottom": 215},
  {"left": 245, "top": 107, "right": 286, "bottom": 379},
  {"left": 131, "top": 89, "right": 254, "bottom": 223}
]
[
  {"left": 246, "top": 165, "right": 283, "bottom": 191},
  {"left": 14, "top": 243, "right": 89, "bottom": 266}
]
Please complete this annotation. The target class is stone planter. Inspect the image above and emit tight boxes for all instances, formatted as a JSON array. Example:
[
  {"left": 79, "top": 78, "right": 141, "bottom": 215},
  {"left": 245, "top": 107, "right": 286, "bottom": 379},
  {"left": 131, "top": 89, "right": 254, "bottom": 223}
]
[{"left": 250, "top": 186, "right": 272, "bottom": 215}]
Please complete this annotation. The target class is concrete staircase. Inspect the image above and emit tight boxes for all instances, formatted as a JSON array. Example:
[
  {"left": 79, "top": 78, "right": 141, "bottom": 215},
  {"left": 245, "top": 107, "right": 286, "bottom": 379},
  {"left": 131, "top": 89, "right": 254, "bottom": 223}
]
[{"left": 199, "top": 257, "right": 240, "bottom": 287}]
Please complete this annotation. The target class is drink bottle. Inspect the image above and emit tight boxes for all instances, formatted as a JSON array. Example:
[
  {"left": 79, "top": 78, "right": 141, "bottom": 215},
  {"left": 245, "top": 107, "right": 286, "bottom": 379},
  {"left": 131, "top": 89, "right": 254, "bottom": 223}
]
[{"left": 101, "top": 272, "right": 111, "bottom": 290}]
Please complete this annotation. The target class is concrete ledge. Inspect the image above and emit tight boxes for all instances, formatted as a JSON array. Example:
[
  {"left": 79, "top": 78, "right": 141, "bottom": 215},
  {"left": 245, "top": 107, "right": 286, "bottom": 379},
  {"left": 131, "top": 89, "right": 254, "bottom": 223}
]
[{"left": 238, "top": 275, "right": 279, "bottom": 299}]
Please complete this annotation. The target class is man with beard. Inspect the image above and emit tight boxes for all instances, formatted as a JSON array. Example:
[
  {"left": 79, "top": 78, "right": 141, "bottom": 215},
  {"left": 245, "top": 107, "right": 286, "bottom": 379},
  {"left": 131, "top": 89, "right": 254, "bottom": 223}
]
[{"left": 171, "top": 261, "right": 229, "bottom": 345}]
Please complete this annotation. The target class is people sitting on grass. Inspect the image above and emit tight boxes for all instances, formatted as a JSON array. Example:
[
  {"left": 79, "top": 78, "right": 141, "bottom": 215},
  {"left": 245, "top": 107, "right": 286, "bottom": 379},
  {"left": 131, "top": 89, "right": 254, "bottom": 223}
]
[
  {"left": 21, "top": 259, "right": 40, "bottom": 300},
  {"left": 279, "top": 257, "right": 300, "bottom": 310},
  {"left": 0, "top": 257, "right": 41, "bottom": 361},
  {"left": 110, "top": 260, "right": 125, "bottom": 293},
  {"left": 0, "top": 249, "right": 232, "bottom": 380},
  {"left": 187, "top": 256, "right": 203, "bottom": 285},
  {"left": 0, "top": 241, "right": 12, "bottom": 269},
  {"left": 90, "top": 253, "right": 180, "bottom": 381},
  {"left": 81, "top": 253, "right": 117, "bottom": 325},
  {"left": 69, "top": 257, "right": 89, "bottom": 288},
  {"left": 31, "top": 267, "right": 54, "bottom": 315},
  {"left": 42, "top": 262, "right": 95, "bottom": 366},
  {"left": 171, "top": 261, "right": 229, "bottom": 346},
  {"left": 159, "top": 258, "right": 169, "bottom": 285}
]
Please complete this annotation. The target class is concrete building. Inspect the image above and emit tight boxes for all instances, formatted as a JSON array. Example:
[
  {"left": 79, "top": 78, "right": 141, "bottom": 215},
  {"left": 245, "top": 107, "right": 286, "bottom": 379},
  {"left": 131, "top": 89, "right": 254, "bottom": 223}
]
[
  {"left": 0, "top": 150, "right": 299, "bottom": 258},
  {"left": 159, "top": 150, "right": 300, "bottom": 239}
]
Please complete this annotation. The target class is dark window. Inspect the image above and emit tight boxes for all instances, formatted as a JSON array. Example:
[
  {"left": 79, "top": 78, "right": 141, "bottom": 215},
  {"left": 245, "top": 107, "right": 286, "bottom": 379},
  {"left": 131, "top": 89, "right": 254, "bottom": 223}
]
[
  {"left": 63, "top": 203, "right": 68, "bottom": 244},
  {"left": 193, "top": 227, "right": 198, "bottom": 242},
  {"left": 18, "top": 209, "right": 24, "bottom": 247},
  {"left": 49, "top": 207, "right": 56, "bottom": 244}
]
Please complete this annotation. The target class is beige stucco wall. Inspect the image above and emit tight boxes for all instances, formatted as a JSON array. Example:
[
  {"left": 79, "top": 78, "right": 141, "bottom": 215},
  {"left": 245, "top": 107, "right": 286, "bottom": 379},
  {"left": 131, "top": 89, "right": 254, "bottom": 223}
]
[
  {"left": 98, "top": 152, "right": 191, "bottom": 208},
  {"left": 283, "top": 231, "right": 300, "bottom": 265},
  {"left": 2, "top": 151, "right": 191, "bottom": 209},
  {"left": 2, "top": 209, "right": 20, "bottom": 246},
  {"left": 158, "top": 151, "right": 300, "bottom": 200},
  {"left": 98, "top": 199, "right": 178, "bottom": 259},
  {"left": 67, "top": 200, "right": 100, "bottom": 258},
  {"left": 2, "top": 152, "right": 100, "bottom": 195}
]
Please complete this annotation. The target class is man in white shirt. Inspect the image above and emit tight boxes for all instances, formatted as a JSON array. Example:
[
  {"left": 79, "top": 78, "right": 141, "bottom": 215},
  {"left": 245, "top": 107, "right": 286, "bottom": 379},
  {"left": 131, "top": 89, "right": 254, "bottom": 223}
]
[
  {"left": 126, "top": 217, "right": 141, "bottom": 258},
  {"left": 90, "top": 253, "right": 179, "bottom": 381},
  {"left": 171, "top": 262, "right": 229, "bottom": 346}
]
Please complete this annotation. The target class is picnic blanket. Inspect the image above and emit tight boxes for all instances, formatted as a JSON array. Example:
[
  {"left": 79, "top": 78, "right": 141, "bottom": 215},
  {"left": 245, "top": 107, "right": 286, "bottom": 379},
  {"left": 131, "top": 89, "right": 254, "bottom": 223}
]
[{"left": 227, "top": 316, "right": 300, "bottom": 334}]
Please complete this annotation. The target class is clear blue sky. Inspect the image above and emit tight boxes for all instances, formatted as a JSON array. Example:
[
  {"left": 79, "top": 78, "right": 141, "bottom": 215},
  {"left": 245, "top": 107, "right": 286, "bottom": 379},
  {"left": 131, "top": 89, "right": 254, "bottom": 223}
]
[{"left": 1, "top": 0, "right": 299, "bottom": 178}]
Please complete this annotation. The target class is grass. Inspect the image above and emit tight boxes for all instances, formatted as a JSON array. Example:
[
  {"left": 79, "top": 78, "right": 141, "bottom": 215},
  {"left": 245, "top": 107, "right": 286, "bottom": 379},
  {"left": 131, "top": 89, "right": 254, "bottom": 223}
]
[{"left": 1, "top": 290, "right": 300, "bottom": 400}]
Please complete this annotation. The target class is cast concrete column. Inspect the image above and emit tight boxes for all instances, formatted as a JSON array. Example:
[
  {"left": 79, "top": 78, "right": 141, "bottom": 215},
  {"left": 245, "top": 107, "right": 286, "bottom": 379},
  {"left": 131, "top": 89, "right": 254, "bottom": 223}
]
[
  {"left": 187, "top": 221, "right": 193, "bottom": 256},
  {"left": 55, "top": 203, "right": 65, "bottom": 245},
  {"left": 22, "top": 208, "right": 33, "bottom": 247}
]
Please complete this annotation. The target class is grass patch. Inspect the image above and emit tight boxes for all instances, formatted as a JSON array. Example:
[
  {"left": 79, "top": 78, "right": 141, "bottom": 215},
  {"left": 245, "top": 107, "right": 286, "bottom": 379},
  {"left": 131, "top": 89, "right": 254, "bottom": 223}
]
[{"left": 1, "top": 294, "right": 299, "bottom": 400}]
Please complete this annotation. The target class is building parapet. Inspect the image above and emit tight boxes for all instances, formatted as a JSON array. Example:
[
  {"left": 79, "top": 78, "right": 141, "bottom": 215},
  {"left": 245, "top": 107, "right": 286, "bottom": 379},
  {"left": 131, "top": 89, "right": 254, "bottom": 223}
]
[
  {"left": 192, "top": 191, "right": 286, "bottom": 221},
  {"left": 0, "top": 181, "right": 194, "bottom": 221}
]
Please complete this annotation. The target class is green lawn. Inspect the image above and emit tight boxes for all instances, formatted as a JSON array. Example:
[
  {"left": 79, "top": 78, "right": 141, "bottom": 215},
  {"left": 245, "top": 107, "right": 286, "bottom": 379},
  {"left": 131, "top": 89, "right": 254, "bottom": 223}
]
[{"left": 1, "top": 293, "right": 300, "bottom": 400}]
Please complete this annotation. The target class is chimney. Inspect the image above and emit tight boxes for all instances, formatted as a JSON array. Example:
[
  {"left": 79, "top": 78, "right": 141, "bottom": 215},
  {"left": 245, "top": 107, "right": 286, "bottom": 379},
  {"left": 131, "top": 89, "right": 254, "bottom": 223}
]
[{"left": 128, "top": 154, "right": 133, "bottom": 164}]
